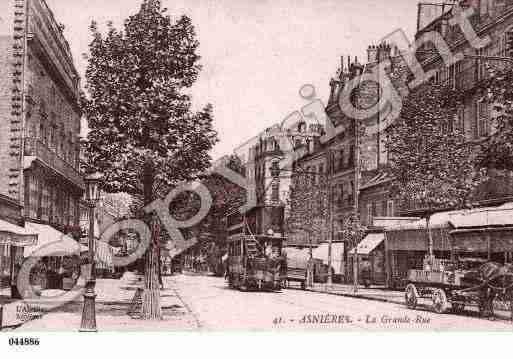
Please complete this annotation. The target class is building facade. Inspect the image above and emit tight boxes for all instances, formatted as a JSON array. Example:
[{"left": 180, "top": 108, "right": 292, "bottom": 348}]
[
  {"left": 0, "top": 0, "right": 83, "bottom": 292},
  {"left": 411, "top": 0, "right": 513, "bottom": 210},
  {"left": 0, "top": 0, "right": 84, "bottom": 232}
]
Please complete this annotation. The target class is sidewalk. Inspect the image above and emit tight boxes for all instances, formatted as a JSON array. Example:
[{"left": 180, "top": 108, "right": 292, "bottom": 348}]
[
  {"left": 1, "top": 274, "right": 200, "bottom": 331},
  {"left": 304, "top": 282, "right": 513, "bottom": 322}
]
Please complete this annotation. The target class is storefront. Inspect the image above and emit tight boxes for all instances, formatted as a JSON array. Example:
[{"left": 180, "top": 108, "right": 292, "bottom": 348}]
[
  {"left": 384, "top": 223, "right": 453, "bottom": 289},
  {"left": 23, "top": 222, "right": 87, "bottom": 292},
  {"left": 0, "top": 219, "right": 38, "bottom": 295},
  {"left": 348, "top": 232, "right": 386, "bottom": 285},
  {"left": 449, "top": 205, "right": 513, "bottom": 263},
  {"left": 383, "top": 203, "right": 513, "bottom": 288}
]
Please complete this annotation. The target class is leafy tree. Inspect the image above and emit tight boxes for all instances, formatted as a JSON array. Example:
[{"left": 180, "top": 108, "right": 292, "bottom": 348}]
[
  {"left": 386, "top": 82, "right": 485, "bottom": 257},
  {"left": 191, "top": 155, "right": 246, "bottom": 244},
  {"left": 168, "top": 155, "right": 246, "bottom": 262},
  {"left": 82, "top": 0, "right": 217, "bottom": 319},
  {"left": 476, "top": 65, "right": 513, "bottom": 171},
  {"left": 286, "top": 167, "right": 329, "bottom": 252}
]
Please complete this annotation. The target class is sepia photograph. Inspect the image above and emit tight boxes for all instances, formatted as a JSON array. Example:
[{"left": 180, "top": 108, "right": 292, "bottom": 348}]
[{"left": 1, "top": 0, "right": 513, "bottom": 346}]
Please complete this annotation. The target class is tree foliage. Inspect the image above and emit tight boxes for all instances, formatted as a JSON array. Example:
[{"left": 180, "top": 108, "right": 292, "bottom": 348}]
[
  {"left": 286, "top": 167, "right": 329, "bottom": 246},
  {"left": 476, "top": 65, "right": 513, "bottom": 171},
  {"left": 169, "top": 155, "right": 246, "bottom": 247},
  {"left": 386, "top": 82, "right": 485, "bottom": 214},
  {"left": 82, "top": 0, "right": 217, "bottom": 319},
  {"left": 82, "top": 0, "right": 217, "bottom": 199}
]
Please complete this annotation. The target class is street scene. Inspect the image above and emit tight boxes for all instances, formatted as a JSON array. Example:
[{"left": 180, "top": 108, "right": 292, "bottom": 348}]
[
  {"left": 4, "top": 274, "right": 513, "bottom": 331},
  {"left": 2, "top": 0, "right": 513, "bottom": 333}
]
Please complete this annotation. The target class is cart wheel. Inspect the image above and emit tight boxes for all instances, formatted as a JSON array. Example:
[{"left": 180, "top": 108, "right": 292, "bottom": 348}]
[
  {"left": 452, "top": 302, "right": 465, "bottom": 313},
  {"left": 432, "top": 288, "right": 448, "bottom": 314},
  {"left": 405, "top": 284, "right": 418, "bottom": 310}
]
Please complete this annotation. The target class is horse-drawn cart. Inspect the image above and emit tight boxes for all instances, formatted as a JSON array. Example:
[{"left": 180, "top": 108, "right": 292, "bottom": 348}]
[{"left": 405, "top": 257, "right": 513, "bottom": 317}]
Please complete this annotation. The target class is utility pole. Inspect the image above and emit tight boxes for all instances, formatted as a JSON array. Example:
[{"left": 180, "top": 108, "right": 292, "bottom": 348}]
[
  {"left": 326, "top": 149, "right": 334, "bottom": 287},
  {"left": 351, "top": 62, "right": 366, "bottom": 294},
  {"left": 353, "top": 116, "right": 361, "bottom": 293}
]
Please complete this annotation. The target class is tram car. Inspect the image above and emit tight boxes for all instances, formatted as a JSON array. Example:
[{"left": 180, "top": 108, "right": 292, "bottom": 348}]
[
  {"left": 225, "top": 205, "right": 287, "bottom": 291},
  {"left": 226, "top": 233, "right": 286, "bottom": 290}
]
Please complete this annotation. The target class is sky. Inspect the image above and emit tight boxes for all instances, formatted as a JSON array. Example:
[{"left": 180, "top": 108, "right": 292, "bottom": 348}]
[{"left": 45, "top": 0, "right": 418, "bottom": 160}]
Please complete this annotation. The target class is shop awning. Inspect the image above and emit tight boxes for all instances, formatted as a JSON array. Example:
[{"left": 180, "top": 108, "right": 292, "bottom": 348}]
[
  {"left": 385, "top": 225, "right": 453, "bottom": 252},
  {"left": 312, "top": 242, "right": 345, "bottom": 274},
  {"left": 24, "top": 222, "right": 87, "bottom": 257},
  {"left": 0, "top": 219, "right": 38, "bottom": 246},
  {"left": 282, "top": 247, "right": 311, "bottom": 268},
  {"left": 349, "top": 233, "right": 384, "bottom": 255},
  {"left": 449, "top": 207, "right": 513, "bottom": 228}
]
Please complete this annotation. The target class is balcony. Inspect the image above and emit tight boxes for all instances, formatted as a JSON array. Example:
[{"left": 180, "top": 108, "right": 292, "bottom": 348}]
[{"left": 24, "top": 137, "right": 84, "bottom": 190}]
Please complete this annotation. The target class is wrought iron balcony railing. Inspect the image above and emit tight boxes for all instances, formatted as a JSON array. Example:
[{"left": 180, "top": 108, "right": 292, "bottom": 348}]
[{"left": 24, "top": 137, "right": 84, "bottom": 189}]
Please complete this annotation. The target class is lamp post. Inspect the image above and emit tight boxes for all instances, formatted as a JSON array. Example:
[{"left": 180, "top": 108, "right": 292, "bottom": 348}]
[{"left": 80, "top": 171, "right": 103, "bottom": 332}]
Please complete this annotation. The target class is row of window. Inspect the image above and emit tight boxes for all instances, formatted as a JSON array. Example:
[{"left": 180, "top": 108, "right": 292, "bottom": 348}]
[
  {"left": 299, "top": 163, "right": 325, "bottom": 186},
  {"left": 25, "top": 174, "right": 79, "bottom": 227},
  {"left": 366, "top": 200, "right": 395, "bottom": 226}
]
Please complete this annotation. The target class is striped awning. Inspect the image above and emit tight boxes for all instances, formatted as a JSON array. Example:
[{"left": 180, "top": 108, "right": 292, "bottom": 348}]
[
  {"left": 24, "top": 222, "right": 87, "bottom": 257},
  {"left": 349, "top": 233, "right": 384, "bottom": 255},
  {"left": 0, "top": 219, "right": 38, "bottom": 246}
]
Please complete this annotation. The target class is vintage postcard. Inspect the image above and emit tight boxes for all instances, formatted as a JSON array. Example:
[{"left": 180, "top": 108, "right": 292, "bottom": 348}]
[{"left": 1, "top": 0, "right": 513, "bottom": 339}]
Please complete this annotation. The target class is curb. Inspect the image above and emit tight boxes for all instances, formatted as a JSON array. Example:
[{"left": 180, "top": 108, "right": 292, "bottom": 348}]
[{"left": 306, "top": 287, "right": 404, "bottom": 305}]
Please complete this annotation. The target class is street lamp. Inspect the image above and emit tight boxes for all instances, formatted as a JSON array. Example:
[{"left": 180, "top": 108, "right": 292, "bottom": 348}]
[{"left": 80, "top": 171, "right": 103, "bottom": 332}]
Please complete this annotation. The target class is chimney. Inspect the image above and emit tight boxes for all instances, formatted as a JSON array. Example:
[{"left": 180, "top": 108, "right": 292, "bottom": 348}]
[
  {"left": 392, "top": 44, "right": 400, "bottom": 57},
  {"left": 367, "top": 45, "right": 378, "bottom": 63},
  {"left": 377, "top": 42, "right": 391, "bottom": 62}
]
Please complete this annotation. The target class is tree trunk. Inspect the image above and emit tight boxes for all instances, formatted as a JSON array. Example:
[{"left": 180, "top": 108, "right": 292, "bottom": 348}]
[
  {"left": 157, "top": 242, "right": 163, "bottom": 288},
  {"left": 141, "top": 158, "right": 162, "bottom": 320}
]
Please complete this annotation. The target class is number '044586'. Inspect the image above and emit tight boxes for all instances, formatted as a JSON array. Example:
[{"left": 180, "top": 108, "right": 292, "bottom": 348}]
[{"left": 8, "top": 338, "right": 40, "bottom": 346}]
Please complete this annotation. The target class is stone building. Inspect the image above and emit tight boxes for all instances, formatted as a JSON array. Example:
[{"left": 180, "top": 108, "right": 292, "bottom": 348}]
[
  {"left": 0, "top": 0, "right": 83, "bottom": 294},
  {"left": 325, "top": 57, "right": 363, "bottom": 237},
  {"left": 1, "top": 1, "right": 83, "bottom": 248}
]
